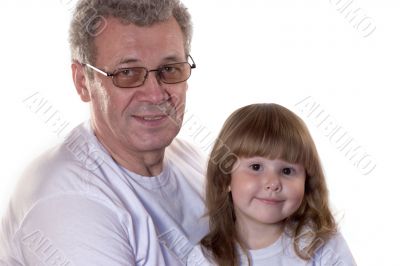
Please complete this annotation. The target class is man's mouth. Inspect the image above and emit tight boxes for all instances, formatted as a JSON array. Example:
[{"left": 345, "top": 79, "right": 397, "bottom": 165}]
[{"left": 131, "top": 114, "right": 171, "bottom": 126}]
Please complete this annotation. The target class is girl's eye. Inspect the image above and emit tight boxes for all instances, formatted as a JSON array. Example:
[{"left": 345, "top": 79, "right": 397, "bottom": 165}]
[
  {"left": 250, "top": 163, "right": 262, "bottom": 171},
  {"left": 282, "top": 167, "right": 294, "bottom": 175}
]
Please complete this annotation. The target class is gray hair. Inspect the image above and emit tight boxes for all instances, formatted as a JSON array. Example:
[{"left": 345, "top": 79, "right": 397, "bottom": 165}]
[{"left": 69, "top": 0, "right": 192, "bottom": 65}]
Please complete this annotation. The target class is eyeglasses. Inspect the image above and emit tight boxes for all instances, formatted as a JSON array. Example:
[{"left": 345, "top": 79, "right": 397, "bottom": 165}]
[{"left": 83, "top": 55, "right": 196, "bottom": 88}]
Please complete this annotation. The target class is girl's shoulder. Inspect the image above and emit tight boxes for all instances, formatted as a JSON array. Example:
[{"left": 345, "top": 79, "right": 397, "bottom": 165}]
[
  {"left": 277, "top": 229, "right": 357, "bottom": 265},
  {"left": 313, "top": 232, "right": 357, "bottom": 265},
  {"left": 187, "top": 244, "right": 216, "bottom": 266}
]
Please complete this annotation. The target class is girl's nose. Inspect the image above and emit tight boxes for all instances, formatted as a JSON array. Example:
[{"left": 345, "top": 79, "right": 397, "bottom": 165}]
[{"left": 264, "top": 174, "right": 282, "bottom": 192}]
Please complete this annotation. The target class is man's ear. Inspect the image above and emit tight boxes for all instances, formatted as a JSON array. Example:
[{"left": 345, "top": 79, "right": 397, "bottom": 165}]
[{"left": 71, "top": 61, "right": 91, "bottom": 102}]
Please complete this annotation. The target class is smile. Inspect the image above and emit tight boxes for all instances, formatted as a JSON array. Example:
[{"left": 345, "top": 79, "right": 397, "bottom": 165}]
[
  {"left": 131, "top": 114, "right": 169, "bottom": 125},
  {"left": 256, "top": 198, "right": 284, "bottom": 205},
  {"left": 142, "top": 116, "right": 165, "bottom": 121}
]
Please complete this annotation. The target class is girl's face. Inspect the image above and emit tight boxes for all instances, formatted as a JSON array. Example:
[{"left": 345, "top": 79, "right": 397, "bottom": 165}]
[{"left": 230, "top": 156, "right": 306, "bottom": 232}]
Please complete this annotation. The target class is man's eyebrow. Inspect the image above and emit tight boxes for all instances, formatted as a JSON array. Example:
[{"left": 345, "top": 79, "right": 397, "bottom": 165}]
[
  {"left": 117, "top": 58, "right": 140, "bottom": 65},
  {"left": 116, "top": 55, "right": 185, "bottom": 67},
  {"left": 163, "top": 55, "right": 185, "bottom": 62}
]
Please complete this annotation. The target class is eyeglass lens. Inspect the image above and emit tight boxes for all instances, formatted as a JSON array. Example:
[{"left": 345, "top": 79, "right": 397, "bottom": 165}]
[{"left": 113, "top": 62, "right": 191, "bottom": 88}]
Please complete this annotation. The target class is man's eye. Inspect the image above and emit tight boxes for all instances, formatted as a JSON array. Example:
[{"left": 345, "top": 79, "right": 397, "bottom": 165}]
[
  {"left": 250, "top": 164, "right": 262, "bottom": 171},
  {"left": 116, "top": 68, "right": 141, "bottom": 77},
  {"left": 162, "top": 66, "right": 177, "bottom": 73},
  {"left": 120, "top": 69, "right": 135, "bottom": 76},
  {"left": 122, "top": 69, "right": 132, "bottom": 75}
]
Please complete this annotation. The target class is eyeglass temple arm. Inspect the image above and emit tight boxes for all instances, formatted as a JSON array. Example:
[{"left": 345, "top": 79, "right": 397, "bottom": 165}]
[
  {"left": 84, "top": 63, "right": 112, "bottom": 77},
  {"left": 188, "top": 55, "right": 196, "bottom": 69},
  {"left": 84, "top": 56, "right": 195, "bottom": 75}
]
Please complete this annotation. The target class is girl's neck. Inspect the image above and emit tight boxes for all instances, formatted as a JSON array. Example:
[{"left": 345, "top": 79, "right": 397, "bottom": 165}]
[{"left": 236, "top": 221, "right": 284, "bottom": 250}]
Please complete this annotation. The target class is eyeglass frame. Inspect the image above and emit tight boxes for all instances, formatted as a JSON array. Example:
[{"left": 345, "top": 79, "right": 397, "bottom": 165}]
[{"left": 82, "top": 55, "right": 196, "bottom": 88}]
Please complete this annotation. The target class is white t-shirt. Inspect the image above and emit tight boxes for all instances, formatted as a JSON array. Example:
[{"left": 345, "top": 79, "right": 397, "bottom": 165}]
[
  {"left": 187, "top": 232, "right": 356, "bottom": 266},
  {"left": 0, "top": 121, "right": 208, "bottom": 266}
]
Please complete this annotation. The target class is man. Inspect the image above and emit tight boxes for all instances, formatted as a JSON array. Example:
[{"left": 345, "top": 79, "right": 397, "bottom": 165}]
[{"left": 0, "top": 0, "right": 208, "bottom": 265}]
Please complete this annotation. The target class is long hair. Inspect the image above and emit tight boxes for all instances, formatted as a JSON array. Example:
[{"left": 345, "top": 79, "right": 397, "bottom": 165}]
[{"left": 200, "top": 103, "right": 336, "bottom": 265}]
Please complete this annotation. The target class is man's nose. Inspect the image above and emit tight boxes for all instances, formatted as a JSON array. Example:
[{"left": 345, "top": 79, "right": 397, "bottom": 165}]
[{"left": 141, "top": 71, "right": 168, "bottom": 104}]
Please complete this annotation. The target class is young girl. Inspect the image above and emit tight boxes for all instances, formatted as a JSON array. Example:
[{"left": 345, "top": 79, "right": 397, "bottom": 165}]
[{"left": 187, "top": 103, "right": 356, "bottom": 266}]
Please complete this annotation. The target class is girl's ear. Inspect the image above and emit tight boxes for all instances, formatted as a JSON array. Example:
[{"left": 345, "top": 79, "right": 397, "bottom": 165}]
[{"left": 227, "top": 185, "right": 231, "bottom": 192}]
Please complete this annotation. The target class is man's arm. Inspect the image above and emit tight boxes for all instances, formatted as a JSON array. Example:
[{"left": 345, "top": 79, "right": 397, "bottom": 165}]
[{"left": 12, "top": 194, "right": 162, "bottom": 266}]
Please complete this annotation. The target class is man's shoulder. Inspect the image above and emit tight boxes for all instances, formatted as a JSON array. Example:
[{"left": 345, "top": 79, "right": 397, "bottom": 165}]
[
  {"left": 167, "top": 138, "right": 206, "bottom": 163},
  {"left": 10, "top": 122, "right": 106, "bottom": 212},
  {"left": 166, "top": 138, "right": 207, "bottom": 178},
  {"left": 23, "top": 122, "right": 97, "bottom": 178}
]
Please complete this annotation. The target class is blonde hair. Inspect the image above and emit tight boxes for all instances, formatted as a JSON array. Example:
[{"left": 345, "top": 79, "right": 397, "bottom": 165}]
[
  {"left": 69, "top": 0, "right": 192, "bottom": 65},
  {"left": 201, "top": 103, "right": 337, "bottom": 265}
]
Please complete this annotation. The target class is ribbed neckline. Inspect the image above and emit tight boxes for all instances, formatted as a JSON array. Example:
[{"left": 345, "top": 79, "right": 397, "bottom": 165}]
[{"left": 118, "top": 158, "right": 171, "bottom": 190}]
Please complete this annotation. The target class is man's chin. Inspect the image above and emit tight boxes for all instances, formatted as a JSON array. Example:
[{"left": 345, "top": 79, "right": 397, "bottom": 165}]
[{"left": 134, "top": 133, "right": 178, "bottom": 151}]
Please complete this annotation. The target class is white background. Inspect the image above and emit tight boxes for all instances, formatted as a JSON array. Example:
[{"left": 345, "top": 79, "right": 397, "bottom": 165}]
[{"left": 1, "top": 0, "right": 399, "bottom": 265}]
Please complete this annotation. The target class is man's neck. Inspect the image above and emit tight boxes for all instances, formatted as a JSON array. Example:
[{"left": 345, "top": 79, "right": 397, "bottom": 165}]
[
  {"left": 92, "top": 126, "right": 165, "bottom": 177},
  {"left": 107, "top": 145, "right": 165, "bottom": 176}
]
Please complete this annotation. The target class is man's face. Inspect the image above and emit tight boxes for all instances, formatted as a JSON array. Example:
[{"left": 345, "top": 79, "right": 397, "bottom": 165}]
[{"left": 83, "top": 17, "right": 188, "bottom": 160}]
